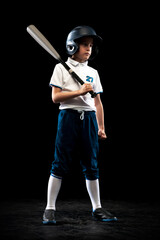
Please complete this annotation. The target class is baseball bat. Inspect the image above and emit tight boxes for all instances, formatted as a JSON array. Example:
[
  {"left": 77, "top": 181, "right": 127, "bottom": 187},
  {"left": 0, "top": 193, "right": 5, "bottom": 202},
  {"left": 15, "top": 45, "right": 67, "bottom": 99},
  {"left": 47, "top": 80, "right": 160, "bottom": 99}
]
[{"left": 26, "top": 25, "right": 97, "bottom": 98}]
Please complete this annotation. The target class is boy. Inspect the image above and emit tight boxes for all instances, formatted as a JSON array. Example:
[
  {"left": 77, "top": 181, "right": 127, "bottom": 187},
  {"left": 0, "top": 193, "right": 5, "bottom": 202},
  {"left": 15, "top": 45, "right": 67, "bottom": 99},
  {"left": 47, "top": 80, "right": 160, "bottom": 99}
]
[{"left": 43, "top": 25, "right": 117, "bottom": 224}]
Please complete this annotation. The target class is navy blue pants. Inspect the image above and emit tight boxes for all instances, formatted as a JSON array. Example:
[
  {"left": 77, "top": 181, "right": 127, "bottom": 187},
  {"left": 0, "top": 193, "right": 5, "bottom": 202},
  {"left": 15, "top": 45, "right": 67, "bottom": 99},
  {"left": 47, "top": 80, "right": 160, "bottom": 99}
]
[{"left": 50, "top": 109, "right": 99, "bottom": 180}]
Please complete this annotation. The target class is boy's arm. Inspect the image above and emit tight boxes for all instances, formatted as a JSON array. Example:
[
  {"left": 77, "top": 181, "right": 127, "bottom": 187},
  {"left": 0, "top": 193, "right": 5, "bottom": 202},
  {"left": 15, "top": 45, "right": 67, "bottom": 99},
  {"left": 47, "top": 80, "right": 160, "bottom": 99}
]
[
  {"left": 52, "top": 84, "right": 94, "bottom": 103},
  {"left": 94, "top": 94, "right": 107, "bottom": 140}
]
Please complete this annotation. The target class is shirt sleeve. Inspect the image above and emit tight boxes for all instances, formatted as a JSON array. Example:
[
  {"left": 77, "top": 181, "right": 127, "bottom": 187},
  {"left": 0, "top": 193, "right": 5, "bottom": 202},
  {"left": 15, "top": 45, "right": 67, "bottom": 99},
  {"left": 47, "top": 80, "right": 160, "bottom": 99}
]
[
  {"left": 94, "top": 70, "right": 103, "bottom": 94},
  {"left": 49, "top": 63, "right": 63, "bottom": 89}
]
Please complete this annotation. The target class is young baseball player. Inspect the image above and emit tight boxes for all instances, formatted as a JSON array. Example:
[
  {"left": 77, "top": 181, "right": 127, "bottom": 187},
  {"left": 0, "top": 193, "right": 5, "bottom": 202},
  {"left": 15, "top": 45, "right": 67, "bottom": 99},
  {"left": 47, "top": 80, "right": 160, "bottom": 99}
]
[{"left": 43, "top": 25, "right": 117, "bottom": 224}]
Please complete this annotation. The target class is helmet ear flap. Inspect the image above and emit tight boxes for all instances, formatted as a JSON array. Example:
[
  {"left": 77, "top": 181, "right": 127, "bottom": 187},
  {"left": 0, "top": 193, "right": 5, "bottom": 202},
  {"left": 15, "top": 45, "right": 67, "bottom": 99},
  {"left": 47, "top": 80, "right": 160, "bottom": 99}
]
[
  {"left": 67, "top": 45, "right": 74, "bottom": 52},
  {"left": 66, "top": 41, "right": 78, "bottom": 55}
]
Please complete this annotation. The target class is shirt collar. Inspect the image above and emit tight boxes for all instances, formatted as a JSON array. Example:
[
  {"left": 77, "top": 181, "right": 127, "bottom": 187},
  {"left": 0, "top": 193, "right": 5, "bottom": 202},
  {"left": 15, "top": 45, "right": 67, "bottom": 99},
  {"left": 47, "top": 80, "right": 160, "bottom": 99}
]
[{"left": 67, "top": 57, "right": 88, "bottom": 67}]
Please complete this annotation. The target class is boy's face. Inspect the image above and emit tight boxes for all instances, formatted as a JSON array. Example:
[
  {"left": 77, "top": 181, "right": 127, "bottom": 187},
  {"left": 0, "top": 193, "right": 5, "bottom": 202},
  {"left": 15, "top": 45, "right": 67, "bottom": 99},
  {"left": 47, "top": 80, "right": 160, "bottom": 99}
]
[{"left": 72, "top": 37, "right": 93, "bottom": 63}]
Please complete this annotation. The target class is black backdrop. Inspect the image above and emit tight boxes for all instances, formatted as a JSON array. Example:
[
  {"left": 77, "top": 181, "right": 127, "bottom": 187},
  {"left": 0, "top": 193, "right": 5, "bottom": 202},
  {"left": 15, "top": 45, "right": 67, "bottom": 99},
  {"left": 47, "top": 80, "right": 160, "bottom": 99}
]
[{"left": 1, "top": 2, "right": 158, "bottom": 203}]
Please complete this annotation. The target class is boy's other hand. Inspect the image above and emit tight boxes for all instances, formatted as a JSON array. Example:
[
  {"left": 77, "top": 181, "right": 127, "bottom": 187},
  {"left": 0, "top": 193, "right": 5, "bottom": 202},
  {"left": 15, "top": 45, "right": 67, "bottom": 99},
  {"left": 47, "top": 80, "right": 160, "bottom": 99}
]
[{"left": 98, "top": 129, "right": 107, "bottom": 140}]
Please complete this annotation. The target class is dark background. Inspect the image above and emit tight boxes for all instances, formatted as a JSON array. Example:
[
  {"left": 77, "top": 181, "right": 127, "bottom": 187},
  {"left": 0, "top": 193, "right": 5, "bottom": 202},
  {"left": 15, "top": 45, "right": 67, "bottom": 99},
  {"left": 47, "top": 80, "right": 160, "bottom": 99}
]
[{"left": 1, "top": 3, "right": 158, "bottom": 203}]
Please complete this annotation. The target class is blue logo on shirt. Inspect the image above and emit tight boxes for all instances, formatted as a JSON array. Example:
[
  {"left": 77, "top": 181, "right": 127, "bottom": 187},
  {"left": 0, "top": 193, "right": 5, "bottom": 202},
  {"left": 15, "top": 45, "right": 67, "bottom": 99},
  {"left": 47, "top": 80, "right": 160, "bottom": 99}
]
[{"left": 86, "top": 76, "right": 93, "bottom": 83}]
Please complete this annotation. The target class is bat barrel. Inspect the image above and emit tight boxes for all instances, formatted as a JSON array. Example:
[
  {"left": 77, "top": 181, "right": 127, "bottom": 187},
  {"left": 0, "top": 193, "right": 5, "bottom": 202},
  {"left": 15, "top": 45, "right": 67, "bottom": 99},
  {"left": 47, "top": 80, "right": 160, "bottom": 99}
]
[{"left": 27, "top": 25, "right": 61, "bottom": 60}]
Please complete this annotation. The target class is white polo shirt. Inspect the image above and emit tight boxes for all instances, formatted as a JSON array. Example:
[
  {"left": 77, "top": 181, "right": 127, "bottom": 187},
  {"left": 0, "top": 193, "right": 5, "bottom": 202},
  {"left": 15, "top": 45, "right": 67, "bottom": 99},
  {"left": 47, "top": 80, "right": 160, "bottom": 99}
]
[{"left": 49, "top": 57, "right": 103, "bottom": 111}]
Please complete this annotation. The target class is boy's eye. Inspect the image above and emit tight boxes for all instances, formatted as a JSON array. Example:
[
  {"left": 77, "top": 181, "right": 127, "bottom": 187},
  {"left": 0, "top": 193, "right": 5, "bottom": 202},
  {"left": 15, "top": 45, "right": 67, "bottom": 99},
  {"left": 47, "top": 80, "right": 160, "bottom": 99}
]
[{"left": 82, "top": 43, "right": 93, "bottom": 47}]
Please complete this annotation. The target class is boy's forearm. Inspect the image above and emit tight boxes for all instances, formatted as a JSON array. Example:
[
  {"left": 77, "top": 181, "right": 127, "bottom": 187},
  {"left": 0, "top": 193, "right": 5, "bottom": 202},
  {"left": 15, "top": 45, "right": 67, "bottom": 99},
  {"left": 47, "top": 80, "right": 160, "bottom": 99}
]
[
  {"left": 96, "top": 101, "right": 105, "bottom": 131},
  {"left": 52, "top": 90, "right": 81, "bottom": 103},
  {"left": 52, "top": 84, "right": 93, "bottom": 103}
]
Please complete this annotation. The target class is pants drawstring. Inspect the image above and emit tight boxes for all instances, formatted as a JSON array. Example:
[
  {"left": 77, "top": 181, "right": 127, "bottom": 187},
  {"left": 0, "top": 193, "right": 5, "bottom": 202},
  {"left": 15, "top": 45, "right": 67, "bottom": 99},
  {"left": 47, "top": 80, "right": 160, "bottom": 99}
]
[{"left": 78, "top": 110, "right": 84, "bottom": 120}]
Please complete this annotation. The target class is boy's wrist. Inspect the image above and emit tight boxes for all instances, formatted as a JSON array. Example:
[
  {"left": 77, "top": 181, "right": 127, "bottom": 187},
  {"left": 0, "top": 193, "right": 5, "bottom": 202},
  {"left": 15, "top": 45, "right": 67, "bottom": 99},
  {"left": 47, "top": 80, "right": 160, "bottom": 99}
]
[
  {"left": 75, "top": 89, "right": 82, "bottom": 97},
  {"left": 98, "top": 126, "right": 105, "bottom": 132}
]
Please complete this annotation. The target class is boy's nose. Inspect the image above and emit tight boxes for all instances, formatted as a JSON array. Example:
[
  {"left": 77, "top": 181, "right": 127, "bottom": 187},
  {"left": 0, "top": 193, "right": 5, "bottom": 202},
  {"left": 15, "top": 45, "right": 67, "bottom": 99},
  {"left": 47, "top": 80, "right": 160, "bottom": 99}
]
[{"left": 87, "top": 45, "right": 91, "bottom": 51}]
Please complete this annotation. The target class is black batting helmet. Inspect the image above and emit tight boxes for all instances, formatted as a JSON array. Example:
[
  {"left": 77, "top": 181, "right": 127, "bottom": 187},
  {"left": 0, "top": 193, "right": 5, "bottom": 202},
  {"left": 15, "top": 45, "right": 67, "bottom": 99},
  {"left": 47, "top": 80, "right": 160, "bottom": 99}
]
[{"left": 66, "top": 25, "right": 102, "bottom": 59}]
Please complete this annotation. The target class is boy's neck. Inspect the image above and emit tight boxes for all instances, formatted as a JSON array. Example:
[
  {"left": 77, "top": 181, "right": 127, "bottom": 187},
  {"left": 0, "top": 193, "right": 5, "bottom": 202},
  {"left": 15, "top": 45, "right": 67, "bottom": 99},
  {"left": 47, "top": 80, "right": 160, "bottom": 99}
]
[{"left": 71, "top": 56, "right": 86, "bottom": 63}]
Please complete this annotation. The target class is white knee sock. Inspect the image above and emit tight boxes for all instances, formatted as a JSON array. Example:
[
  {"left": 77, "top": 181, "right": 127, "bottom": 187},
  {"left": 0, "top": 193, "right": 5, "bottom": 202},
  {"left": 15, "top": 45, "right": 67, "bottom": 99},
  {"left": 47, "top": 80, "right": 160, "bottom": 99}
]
[
  {"left": 86, "top": 179, "right": 102, "bottom": 211},
  {"left": 46, "top": 175, "right": 62, "bottom": 210}
]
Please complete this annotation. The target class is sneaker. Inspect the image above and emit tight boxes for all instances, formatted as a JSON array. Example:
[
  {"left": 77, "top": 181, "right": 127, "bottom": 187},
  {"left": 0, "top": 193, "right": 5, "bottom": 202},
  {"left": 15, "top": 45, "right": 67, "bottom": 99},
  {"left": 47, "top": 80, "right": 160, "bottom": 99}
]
[
  {"left": 92, "top": 208, "right": 117, "bottom": 222},
  {"left": 42, "top": 209, "right": 56, "bottom": 224}
]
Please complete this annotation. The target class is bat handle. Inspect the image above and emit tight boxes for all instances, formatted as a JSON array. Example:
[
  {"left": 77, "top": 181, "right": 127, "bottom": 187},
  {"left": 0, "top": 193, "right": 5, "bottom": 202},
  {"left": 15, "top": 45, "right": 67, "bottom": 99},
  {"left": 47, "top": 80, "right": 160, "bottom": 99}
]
[
  {"left": 60, "top": 61, "right": 97, "bottom": 98},
  {"left": 89, "top": 91, "right": 97, "bottom": 98}
]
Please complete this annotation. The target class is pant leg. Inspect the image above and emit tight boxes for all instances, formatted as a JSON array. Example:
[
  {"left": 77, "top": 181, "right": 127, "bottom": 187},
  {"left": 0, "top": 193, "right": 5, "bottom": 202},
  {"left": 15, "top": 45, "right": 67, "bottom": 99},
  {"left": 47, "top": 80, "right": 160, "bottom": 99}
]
[
  {"left": 80, "top": 112, "right": 99, "bottom": 180},
  {"left": 50, "top": 110, "right": 80, "bottom": 178}
]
